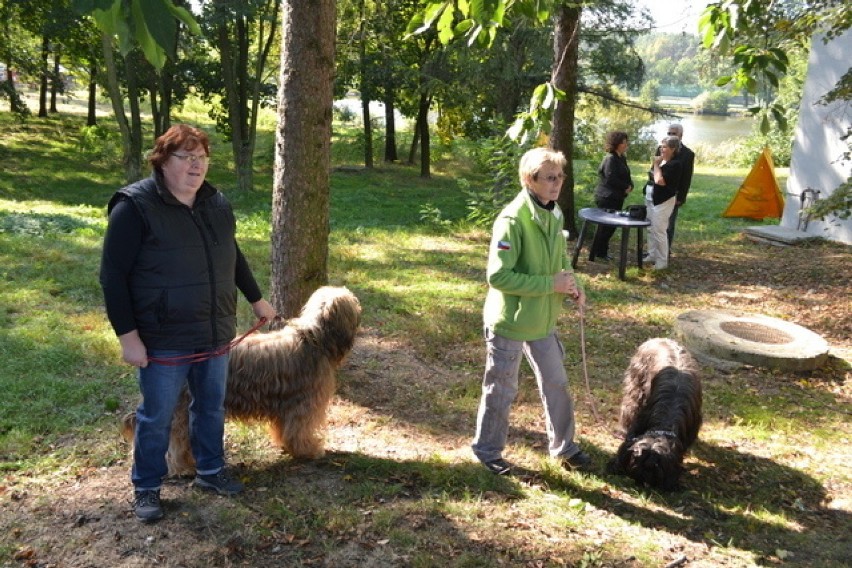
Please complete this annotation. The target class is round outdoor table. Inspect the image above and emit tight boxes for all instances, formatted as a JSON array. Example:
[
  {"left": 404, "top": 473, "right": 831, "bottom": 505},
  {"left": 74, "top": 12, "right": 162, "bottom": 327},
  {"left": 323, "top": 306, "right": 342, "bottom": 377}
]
[{"left": 571, "top": 207, "right": 651, "bottom": 280}]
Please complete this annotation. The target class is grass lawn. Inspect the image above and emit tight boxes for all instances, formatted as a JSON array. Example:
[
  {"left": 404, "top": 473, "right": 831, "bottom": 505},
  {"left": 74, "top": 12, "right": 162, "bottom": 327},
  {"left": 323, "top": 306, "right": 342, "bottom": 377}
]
[{"left": 0, "top": 110, "right": 849, "bottom": 567}]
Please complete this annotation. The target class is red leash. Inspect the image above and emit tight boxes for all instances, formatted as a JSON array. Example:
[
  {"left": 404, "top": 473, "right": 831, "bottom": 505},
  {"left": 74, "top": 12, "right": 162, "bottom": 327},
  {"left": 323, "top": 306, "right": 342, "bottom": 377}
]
[{"left": 147, "top": 317, "right": 268, "bottom": 366}]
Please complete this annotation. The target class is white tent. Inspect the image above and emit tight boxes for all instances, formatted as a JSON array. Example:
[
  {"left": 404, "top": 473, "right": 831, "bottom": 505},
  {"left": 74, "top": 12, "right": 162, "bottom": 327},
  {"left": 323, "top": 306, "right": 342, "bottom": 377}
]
[{"left": 782, "top": 30, "right": 852, "bottom": 244}]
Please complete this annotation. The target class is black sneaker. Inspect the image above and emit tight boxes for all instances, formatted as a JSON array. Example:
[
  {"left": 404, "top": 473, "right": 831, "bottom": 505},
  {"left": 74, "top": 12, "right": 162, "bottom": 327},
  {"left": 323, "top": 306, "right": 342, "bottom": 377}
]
[
  {"left": 482, "top": 458, "right": 513, "bottom": 476},
  {"left": 133, "top": 489, "right": 163, "bottom": 522},
  {"left": 561, "top": 450, "right": 593, "bottom": 472},
  {"left": 194, "top": 469, "right": 244, "bottom": 496}
]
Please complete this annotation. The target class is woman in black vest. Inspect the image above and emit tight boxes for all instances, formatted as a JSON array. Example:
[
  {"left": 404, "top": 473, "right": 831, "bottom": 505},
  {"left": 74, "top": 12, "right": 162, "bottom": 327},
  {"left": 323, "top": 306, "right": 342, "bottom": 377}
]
[
  {"left": 100, "top": 124, "right": 277, "bottom": 522},
  {"left": 590, "top": 131, "right": 633, "bottom": 261}
]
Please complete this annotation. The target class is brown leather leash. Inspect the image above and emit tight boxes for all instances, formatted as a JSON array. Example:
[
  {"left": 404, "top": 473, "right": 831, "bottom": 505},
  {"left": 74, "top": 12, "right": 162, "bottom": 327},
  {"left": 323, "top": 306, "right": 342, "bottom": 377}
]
[
  {"left": 577, "top": 303, "right": 602, "bottom": 422},
  {"left": 147, "top": 317, "right": 269, "bottom": 366}
]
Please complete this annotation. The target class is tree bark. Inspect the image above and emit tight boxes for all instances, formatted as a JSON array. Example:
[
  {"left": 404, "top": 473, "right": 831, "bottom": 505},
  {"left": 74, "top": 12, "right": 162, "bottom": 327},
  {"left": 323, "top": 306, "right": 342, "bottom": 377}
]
[
  {"left": 87, "top": 48, "right": 97, "bottom": 126},
  {"left": 550, "top": 4, "right": 582, "bottom": 238},
  {"left": 270, "top": 0, "right": 335, "bottom": 317},
  {"left": 383, "top": 95, "right": 398, "bottom": 162},
  {"left": 407, "top": 112, "right": 421, "bottom": 165},
  {"left": 361, "top": 95, "right": 373, "bottom": 168},
  {"left": 38, "top": 35, "right": 48, "bottom": 117},
  {"left": 417, "top": 91, "right": 430, "bottom": 178},
  {"left": 50, "top": 49, "right": 60, "bottom": 114}
]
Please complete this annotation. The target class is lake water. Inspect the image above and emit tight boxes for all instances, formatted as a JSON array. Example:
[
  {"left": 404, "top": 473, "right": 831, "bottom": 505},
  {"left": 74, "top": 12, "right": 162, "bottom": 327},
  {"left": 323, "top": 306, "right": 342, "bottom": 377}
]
[
  {"left": 336, "top": 97, "right": 756, "bottom": 147},
  {"left": 647, "top": 114, "right": 755, "bottom": 146}
]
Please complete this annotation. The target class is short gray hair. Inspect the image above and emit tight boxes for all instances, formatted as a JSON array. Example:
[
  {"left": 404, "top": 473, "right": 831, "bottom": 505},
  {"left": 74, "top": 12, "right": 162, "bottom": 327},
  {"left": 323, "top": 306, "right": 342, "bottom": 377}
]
[
  {"left": 660, "top": 136, "right": 681, "bottom": 154},
  {"left": 518, "top": 147, "right": 567, "bottom": 187}
]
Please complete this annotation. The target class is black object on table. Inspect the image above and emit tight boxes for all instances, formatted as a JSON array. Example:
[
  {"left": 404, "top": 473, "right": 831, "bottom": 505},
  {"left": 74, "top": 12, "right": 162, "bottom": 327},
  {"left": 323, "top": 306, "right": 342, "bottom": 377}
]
[{"left": 571, "top": 207, "right": 651, "bottom": 280}]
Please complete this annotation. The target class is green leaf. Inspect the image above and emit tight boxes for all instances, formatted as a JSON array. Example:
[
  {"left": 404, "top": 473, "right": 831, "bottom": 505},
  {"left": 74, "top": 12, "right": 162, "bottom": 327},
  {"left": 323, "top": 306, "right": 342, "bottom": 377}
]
[
  {"left": 438, "top": 12, "right": 456, "bottom": 45},
  {"left": 93, "top": 1, "right": 133, "bottom": 56},
  {"left": 529, "top": 83, "right": 548, "bottom": 111},
  {"left": 713, "top": 30, "right": 730, "bottom": 52},
  {"left": 168, "top": 3, "right": 201, "bottom": 36},
  {"left": 423, "top": 1, "right": 449, "bottom": 26},
  {"left": 715, "top": 75, "right": 732, "bottom": 86},
  {"left": 139, "top": 0, "right": 178, "bottom": 60},
  {"left": 769, "top": 47, "right": 789, "bottom": 65},
  {"left": 765, "top": 70, "right": 779, "bottom": 88},
  {"left": 760, "top": 114, "right": 770, "bottom": 135},
  {"left": 455, "top": 19, "right": 474, "bottom": 34},
  {"left": 542, "top": 84, "right": 554, "bottom": 109},
  {"left": 467, "top": 24, "right": 483, "bottom": 47},
  {"left": 131, "top": 0, "right": 167, "bottom": 69}
]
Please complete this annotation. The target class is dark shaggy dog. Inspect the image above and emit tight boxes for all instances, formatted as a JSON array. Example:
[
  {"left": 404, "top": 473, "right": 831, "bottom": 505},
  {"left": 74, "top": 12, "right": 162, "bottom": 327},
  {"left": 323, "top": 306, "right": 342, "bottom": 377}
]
[
  {"left": 122, "top": 286, "right": 361, "bottom": 476},
  {"left": 608, "top": 338, "right": 702, "bottom": 490}
]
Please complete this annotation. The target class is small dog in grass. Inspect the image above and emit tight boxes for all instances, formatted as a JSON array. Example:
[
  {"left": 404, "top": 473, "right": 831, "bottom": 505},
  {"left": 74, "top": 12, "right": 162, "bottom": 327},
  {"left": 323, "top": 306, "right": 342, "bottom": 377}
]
[
  {"left": 608, "top": 338, "right": 702, "bottom": 490},
  {"left": 122, "top": 286, "right": 361, "bottom": 476}
]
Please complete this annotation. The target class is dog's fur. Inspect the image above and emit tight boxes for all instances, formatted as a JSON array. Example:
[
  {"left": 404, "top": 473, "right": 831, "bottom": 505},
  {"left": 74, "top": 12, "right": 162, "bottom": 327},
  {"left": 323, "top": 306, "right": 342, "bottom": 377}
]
[
  {"left": 121, "top": 286, "right": 361, "bottom": 476},
  {"left": 608, "top": 338, "right": 702, "bottom": 490}
]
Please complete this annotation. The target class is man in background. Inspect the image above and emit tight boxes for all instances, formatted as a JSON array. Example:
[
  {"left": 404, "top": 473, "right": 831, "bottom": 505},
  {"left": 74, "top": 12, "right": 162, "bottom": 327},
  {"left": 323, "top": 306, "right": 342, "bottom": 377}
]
[{"left": 665, "top": 123, "right": 695, "bottom": 255}]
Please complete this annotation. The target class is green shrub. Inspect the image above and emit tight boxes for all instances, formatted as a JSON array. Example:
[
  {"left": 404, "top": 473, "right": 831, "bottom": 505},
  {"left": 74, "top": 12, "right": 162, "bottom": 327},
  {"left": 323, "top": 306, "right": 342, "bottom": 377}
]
[
  {"left": 691, "top": 90, "right": 730, "bottom": 114},
  {"left": 77, "top": 124, "right": 122, "bottom": 165}
]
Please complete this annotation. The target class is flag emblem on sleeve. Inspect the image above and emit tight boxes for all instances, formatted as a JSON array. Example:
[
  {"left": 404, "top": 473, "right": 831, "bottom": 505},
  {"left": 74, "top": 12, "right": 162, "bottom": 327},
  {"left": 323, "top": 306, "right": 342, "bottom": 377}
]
[{"left": 497, "top": 240, "right": 511, "bottom": 250}]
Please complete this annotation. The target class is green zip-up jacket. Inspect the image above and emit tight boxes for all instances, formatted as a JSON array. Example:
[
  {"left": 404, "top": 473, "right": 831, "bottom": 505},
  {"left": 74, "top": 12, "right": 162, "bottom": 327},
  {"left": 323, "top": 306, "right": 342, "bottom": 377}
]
[{"left": 483, "top": 189, "right": 574, "bottom": 341}]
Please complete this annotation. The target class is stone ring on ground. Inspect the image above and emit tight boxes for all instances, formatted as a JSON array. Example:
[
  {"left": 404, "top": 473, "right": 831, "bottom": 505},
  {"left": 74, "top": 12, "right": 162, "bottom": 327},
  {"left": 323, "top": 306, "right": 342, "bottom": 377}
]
[{"left": 674, "top": 309, "right": 830, "bottom": 372}]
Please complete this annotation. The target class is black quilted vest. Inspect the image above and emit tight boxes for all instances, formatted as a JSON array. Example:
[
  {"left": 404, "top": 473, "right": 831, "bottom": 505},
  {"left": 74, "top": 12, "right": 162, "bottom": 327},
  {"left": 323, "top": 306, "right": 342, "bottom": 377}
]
[{"left": 108, "top": 175, "right": 238, "bottom": 350}]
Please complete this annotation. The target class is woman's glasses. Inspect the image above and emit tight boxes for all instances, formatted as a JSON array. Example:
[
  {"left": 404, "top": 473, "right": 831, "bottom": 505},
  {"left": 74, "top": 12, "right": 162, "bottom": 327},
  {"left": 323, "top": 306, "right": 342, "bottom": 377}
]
[
  {"left": 172, "top": 153, "right": 209, "bottom": 165},
  {"left": 537, "top": 173, "right": 565, "bottom": 183}
]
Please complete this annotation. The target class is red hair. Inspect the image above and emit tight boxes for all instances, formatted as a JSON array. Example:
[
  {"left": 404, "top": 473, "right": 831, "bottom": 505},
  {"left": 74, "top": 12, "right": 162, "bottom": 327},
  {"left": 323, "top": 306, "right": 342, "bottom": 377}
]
[{"left": 148, "top": 124, "right": 210, "bottom": 170}]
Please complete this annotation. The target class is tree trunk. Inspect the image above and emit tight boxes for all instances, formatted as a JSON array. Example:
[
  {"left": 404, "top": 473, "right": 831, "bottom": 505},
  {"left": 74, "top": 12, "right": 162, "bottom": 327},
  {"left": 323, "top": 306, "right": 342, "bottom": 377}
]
[
  {"left": 550, "top": 5, "right": 582, "bottom": 238},
  {"left": 358, "top": 2, "right": 372, "bottom": 169},
  {"left": 270, "top": 0, "right": 335, "bottom": 317},
  {"left": 418, "top": 92, "right": 431, "bottom": 178},
  {"left": 101, "top": 33, "right": 133, "bottom": 181},
  {"left": 50, "top": 50, "right": 60, "bottom": 113},
  {"left": 125, "top": 53, "right": 144, "bottom": 182},
  {"left": 361, "top": 95, "right": 373, "bottom": 168},
  {"left": 38, "top": 35, "right": 48, "bottom": 117},
  {"left": 407, "top": 112, "right": 421, "bottom": 165},
  {"left": 101, "top": 33, "right": 143, "bottom": 182},
  {"left": 215, "top": 0, "right": 279, "bottom": 192},
  {"left": 383, "top": 95, "right": 398, "bottom": 162},
  {"left": 87, "top": 51, "right": 97, "bottom": 126},
  {"left": 149, "top": 86, "right": 162, "bottom": 138}
]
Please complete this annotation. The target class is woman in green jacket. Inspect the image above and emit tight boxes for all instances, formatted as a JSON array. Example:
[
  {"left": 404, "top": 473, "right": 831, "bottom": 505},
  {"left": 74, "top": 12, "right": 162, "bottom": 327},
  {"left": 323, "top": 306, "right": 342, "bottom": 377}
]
[{"left": 472, "top": 147, "right": 592, "bottom": 476}]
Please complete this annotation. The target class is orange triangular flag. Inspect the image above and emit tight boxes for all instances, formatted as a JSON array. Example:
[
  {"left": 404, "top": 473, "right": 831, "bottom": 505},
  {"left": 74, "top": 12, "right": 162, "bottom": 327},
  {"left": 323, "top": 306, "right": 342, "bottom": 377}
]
[{"left": 722, "top": 147, "right": 785, "bottom": 220}]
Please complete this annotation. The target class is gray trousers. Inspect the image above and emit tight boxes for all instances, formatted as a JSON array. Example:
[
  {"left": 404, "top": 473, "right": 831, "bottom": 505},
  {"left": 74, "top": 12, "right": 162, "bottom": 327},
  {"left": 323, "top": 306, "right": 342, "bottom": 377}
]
[{"left": 471, "top": 328, "right": 580, "bottom": 463}]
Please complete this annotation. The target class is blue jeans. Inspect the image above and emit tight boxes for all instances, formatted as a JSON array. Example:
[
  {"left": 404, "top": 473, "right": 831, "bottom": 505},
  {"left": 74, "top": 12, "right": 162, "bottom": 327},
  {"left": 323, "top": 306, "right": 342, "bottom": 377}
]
[
  {"left": 472, "top": 328, "right": 580, "bottom": 464},
  {"left": 131, "top": 351, "right": 229, "bottom": 490}
]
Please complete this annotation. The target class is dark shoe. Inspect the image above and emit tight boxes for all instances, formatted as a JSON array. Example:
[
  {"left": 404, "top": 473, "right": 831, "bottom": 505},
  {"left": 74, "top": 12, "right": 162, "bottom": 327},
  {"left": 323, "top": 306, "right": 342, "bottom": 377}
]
[
  {"left": 482, "top": 458, "right": 513, "bottom": 476},
  {"left": 133, "top": 489, "right": 163, "bottom": 522},
  {"left": 561, "top": 450, "right": 593, "bottom": 472},
  {"left": 194, "top": 469, "right": 244, "bottom": 496}
]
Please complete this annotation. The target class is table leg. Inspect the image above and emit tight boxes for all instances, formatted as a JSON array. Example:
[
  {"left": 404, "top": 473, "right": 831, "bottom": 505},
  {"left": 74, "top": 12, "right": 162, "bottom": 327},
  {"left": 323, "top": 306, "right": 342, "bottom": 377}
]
[
  {"left": 637, "top": 228, "right": 645, "bottom": 269},
  {"left": 571, "top": 220, "right": 588, "bottom": 269},
  {"left": 618, "top": 227, "right": 629, "bottom": 280}
]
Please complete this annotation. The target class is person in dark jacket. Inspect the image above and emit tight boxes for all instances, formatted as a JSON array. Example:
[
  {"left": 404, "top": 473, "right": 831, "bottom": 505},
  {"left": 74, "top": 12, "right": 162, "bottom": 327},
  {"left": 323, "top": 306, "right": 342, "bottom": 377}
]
[
  {"left": 644, "top": 136, "right": 683, "bottom": 270},
  {"left": 590, "top": 131, "right": 633, "bottom": 260},
  {"left": 100, "top": 124, "right": 276, "bottom": 522},
  {"left": 664, "top": 123, "right": 695, "bottom": 253}
]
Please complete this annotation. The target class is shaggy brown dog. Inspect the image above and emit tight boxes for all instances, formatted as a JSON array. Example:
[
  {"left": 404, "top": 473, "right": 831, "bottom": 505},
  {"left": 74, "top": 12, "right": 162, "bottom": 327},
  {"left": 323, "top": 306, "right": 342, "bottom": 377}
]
[
  {"left": 122, "top": 286, "right": 361, "bottom": 476},
  {"left": 608, "top": 338, "right": 702, "bottom": 491}
]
